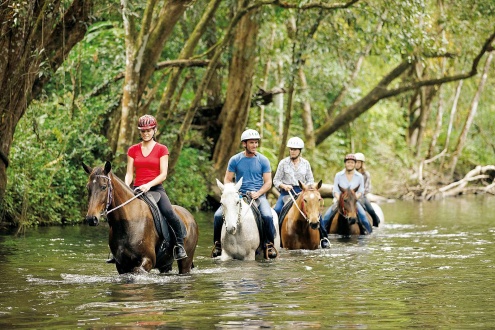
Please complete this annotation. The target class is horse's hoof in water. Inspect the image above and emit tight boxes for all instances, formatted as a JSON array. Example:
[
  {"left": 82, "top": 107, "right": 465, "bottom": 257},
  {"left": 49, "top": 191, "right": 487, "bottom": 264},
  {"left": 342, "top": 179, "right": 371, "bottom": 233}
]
[
  {"left": 211, "top": 241, "right": 222, "bottom": 258},
  {"left": 320, "top": 237, "right": 331, "bottom": 249},
  {"left": 265, "top": 243, "right": 278, "bottom": 259}
]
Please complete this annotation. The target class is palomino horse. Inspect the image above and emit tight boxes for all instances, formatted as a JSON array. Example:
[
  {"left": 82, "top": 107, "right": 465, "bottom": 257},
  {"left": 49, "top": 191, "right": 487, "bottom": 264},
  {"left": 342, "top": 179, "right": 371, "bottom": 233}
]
[
  {"left": 83, "top": 161, "right": 198, "bottom": 274},
  {"left": 281, "top": 180, "right": 323, "bottom": 250},
  {"left": 216, "top": 178, "right": 280, "bottom": 261},
  {"left": 328, "top": 185, "right": 370, "bottom": 237}
]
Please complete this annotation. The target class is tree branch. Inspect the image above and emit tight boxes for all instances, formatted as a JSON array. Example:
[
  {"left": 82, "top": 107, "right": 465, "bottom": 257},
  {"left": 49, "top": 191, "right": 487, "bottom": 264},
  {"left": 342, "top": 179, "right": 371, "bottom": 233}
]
[{"left": 314, "top": 28, "right": 495, "bottom": 146}]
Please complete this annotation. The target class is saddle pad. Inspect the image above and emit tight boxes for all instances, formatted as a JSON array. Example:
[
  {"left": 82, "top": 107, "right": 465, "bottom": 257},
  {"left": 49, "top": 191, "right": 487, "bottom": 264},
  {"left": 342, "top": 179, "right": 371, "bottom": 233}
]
[
  {"left": 139, "top": 192, "right": 170, "bottom": 242},
  {"left": 278, "top": 198, "right": 294, "bottom": 230},
  {"left": 243, "top": 196, "right": 265, "bottom": 247}
]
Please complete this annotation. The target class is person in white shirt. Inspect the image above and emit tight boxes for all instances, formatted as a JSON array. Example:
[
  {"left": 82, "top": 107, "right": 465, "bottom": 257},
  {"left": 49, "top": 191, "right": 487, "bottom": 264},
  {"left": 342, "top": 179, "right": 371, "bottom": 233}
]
[{"left": 273, "top": 137, "right": 330, "bottom": 248}]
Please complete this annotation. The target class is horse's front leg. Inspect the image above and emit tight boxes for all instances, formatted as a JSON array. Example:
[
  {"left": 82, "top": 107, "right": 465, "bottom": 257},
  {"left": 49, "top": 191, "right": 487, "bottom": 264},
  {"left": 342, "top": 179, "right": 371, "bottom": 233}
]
[{"left": 132, "top": 257, "right": 154, "bottom": 273}]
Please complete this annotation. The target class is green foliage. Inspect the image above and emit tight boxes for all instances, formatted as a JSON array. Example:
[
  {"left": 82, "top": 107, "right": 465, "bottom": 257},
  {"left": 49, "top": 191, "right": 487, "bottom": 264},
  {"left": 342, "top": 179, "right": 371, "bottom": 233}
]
[
  {"left": 1, "top": 98, "right": 111, "bottom": 227},
  {"left": 3, "top": 0, "right": 495, "bottom": 227},
  {"left": 165, "top": 148, "right": 213, "bottom": 211}
]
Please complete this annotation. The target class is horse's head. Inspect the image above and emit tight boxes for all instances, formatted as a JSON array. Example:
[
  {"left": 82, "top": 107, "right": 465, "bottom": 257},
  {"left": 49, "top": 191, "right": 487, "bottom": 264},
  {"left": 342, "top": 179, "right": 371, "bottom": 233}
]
[
  {"left": 83, "top": 161, "right": 113, "bottom": 226},
  {"left": 217, "top": 177, "right": 244, "bottom": 235},
  {"left": 338, "top": 184, "right": 359, "bottom": 225},
  {"left": 299, "top": 180, "right": 323, "bottom": 230}
]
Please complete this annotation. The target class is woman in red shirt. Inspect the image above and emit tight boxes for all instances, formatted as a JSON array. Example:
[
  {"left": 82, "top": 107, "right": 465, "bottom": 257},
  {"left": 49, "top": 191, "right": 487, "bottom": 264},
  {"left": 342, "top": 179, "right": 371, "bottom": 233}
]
[{"left": 124, "top": 114, "right": 187, "bottom": 260}]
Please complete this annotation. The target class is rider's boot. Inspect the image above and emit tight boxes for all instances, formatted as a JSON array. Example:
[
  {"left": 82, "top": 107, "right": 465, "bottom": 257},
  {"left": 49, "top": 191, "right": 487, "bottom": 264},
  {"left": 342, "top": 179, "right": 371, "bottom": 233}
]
[
  {"left": 320, "top": 237, "right": 331, "bottom": 249},
  {"left": 264, "top": 242, "right": 278, "bottom": 259},
  {"left": 211, "top": 241, "right": 222, "bottom": 258},
  {"left": 319, "top": 224, "right": 330, "bottom": 249},
  {"left": 173, "top": 236, "right": 187, "bottom": 260}
]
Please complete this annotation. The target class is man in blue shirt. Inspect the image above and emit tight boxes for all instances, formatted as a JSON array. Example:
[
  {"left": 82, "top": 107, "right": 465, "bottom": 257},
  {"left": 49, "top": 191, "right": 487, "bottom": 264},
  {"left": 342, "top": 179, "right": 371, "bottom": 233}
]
[
  {"left": 211, "top": 129, "right": 278, "bottom": 259},
  {"left": 321, "top": 154, "right": 372, "bottom": 234}
]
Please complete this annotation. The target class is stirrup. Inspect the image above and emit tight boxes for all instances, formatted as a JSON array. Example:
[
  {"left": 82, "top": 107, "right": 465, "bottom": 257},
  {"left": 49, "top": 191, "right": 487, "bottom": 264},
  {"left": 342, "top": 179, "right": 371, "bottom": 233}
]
[
  {"left": 173, "top": 244, "right": 187, "bottom": 260},
  {"left": 211, "top": 241, "right": 222, "bottom": 258},
  {"left": 264, "top": 243, "right": 278, "bottom": 259},
  {"left": 106, "top": 257, "right": 116, "bottom": 264},
  {"left": 320, "top": 237, "right": 331, "bottom": 249}
]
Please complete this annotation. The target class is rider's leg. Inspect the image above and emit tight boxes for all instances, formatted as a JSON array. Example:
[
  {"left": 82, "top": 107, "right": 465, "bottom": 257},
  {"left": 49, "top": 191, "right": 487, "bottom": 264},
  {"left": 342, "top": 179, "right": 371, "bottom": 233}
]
[
  {"left": 211, "top": 206, "right": 223, "bottom": 257},
  {"left": 258, "top": 195, "right": 278, "bottom": 259},
  {"left": 319, "top": 220, "right": 330, "bottom": 248},
  {"left": 321, "top": 204, "right": 336, "bottom": 233},
  {"left": 273, "top": 191, "right": 288, "bottom": 216},
  {"left": 361, "top": 197, "right": 380, "bottom": 227},
  {"left": 154, "top": 186, "right": 188, "bottom": 260},
  {"left": 356, "top": 201, "right": 372, "bottom": 234}
]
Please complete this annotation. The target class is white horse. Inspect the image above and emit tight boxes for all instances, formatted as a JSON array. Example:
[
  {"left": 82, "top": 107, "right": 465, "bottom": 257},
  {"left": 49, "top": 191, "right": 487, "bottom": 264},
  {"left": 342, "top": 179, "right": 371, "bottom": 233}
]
[
  {"left": 370, "top": 202, "right": 385, "bottom": 225},
  {"left": 216, "top": 178, "right": 280, "bottom": 261}
]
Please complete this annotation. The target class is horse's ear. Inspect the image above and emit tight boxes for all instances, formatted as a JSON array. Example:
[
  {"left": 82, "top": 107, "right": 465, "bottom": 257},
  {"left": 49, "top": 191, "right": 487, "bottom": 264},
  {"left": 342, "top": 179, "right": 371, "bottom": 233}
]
[
  {"left": 104, "top": 161, "right": 112, "bottom": 175},
  {"left": 298, "top": 180, "right": 306, "bottom": 190},
  {"left": 82, "top": 162, "right": 92, "bottom": 174},
  {"left": 316, "top": 180, "right": 322, "bottom": 189},
  {"left": 338, "top": 184, "right": 344, "bottom": 193},
  {"left": 353, "top": 185, "right": 360, "bottom": 193},
  {"left": 216, "top": 178, "right": 224, "bottom": 191},
  {"left": 234, "top": 177, "right": 243, "bottom": 191}
]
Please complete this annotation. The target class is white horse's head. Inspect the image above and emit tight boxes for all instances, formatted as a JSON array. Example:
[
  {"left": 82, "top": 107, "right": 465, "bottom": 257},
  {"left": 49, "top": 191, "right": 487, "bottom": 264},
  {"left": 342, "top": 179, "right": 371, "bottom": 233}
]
[{"left": 217, "top": 177, "right": 243, "bottom": 235}]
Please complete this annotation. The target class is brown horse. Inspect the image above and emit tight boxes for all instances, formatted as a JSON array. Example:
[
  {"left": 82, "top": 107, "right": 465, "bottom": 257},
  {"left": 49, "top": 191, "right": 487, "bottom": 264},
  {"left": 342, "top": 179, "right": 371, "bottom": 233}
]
[
  {"left": 281, "top": 180, "right": 323, "bottom": 250},
  {"left": 83, "top": 161, "right": 198, "bottom": 275},
  {"left": 328, "top": 185, "right": 369, "bottom": 236}
]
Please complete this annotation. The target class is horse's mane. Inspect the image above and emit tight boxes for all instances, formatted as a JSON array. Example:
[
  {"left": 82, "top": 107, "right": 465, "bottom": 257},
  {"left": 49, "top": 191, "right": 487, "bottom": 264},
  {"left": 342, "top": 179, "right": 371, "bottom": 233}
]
[{"left": 92, "top": 166, "right": 134, "bottom": 194}]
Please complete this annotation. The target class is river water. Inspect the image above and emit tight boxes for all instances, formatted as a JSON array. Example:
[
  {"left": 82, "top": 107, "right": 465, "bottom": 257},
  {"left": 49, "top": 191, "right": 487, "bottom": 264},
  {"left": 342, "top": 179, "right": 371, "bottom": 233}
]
[{"left": 1, "top": 195, "right": 494, "bottom": 329}]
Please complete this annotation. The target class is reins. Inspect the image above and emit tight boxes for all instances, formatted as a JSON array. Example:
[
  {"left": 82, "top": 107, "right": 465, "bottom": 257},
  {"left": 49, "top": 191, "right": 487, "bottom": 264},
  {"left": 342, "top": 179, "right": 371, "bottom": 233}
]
[
  {"left": 222, "top": 192, "right": 256, "bottom": 226},
  {"left": 288, "top": 189, "right": 307, "bottom": 220},
  {"left": 95, "top": 174, "right": 144, "bottom": 216},
  {"left": 337, "top": 191, "right": 357, "bottom": 220}
]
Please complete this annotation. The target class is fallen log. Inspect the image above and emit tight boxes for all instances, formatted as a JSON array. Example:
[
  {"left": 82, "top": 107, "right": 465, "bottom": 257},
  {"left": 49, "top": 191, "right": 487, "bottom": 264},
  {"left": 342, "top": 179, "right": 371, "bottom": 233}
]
[{"left": 426, "top": 165, "right": 495, "bottom": 200}]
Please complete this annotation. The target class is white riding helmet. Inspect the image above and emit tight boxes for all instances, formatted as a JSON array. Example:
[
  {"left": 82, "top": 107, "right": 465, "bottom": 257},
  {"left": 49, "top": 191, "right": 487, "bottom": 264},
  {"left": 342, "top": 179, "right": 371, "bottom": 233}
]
[
  {"left": 240, "top": 129, "right": 261, "bottom": 142},
  {"left": 287, "top": 137, "right": 304, "bottom": 149},
  {"left": 355, "top": 152, "right": 366, "bottom": 162}
]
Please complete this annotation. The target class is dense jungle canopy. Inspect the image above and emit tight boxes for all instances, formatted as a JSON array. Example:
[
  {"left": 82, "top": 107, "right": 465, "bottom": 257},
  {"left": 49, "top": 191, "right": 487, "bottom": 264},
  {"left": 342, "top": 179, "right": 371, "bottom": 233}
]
[{"left": 1, "top": 0, "right": 495, "bottom": 228}]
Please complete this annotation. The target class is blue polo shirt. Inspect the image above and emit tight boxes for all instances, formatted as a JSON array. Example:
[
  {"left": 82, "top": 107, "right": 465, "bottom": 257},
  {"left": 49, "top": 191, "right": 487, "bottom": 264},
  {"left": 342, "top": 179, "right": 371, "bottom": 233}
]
[
  {"left": 227, "top": 152, "right": 271, "bottom": 194},
  {"left": 333, "top": 169, "right": 365, "bottom": 195}
]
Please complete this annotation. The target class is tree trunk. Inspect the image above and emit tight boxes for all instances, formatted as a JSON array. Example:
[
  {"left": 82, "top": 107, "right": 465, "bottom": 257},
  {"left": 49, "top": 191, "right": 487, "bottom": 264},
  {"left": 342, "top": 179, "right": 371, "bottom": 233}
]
[
  {"left": 0, "top": 0, "right": 93, "bottom": 200},
  {"left": 298, "top": 66, "right": 315, "bottom": 155},
  {"left": 449, "top": 52, "right": 493, "bottom": 177},
  {"left": 211, "top": 5, "right": 261, "bottom": 178},
  {"left": 113, "top": 0, "right": 193, "bottom": 157},
  {"left": 157, "top": 0, "right": 222, "bottom": 124}
]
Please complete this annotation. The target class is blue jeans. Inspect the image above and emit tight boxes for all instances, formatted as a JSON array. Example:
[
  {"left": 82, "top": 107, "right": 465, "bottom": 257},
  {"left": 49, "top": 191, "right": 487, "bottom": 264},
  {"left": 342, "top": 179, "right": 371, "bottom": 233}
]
[
  {"left": 321, "top": 201, "right": 372, "bottom": 234},
  {"left": 273, "top": 186, "right": 302, "bottom": 216},
  {"left": 213, "top": 195, "right": 276, "bottom": 246}
]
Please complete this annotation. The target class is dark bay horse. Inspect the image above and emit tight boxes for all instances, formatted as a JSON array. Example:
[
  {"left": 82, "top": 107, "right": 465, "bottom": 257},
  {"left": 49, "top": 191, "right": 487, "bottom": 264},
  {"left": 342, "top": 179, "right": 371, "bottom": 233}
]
[
  {"left": 281, "top": 180, "right": 323, "bottom": 250},
  {"left": 83, "top": 161, "right": 198, "bottom": 274},
  {"left": 328, "top": 185, "right": 370, "bottom": 237}
]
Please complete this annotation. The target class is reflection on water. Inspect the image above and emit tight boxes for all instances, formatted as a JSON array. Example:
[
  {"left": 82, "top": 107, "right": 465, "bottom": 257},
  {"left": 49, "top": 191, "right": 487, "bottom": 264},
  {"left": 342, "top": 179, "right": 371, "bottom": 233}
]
[{"left": 0, "top": 195, "right": 495, "bottom": 328}]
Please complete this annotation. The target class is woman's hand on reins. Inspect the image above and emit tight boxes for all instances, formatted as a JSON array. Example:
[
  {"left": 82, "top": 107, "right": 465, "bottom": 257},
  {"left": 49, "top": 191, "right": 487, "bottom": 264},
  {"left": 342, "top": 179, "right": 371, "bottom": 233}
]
[{"left": 137, "top": 183, "right": 151, "bottom": 193}]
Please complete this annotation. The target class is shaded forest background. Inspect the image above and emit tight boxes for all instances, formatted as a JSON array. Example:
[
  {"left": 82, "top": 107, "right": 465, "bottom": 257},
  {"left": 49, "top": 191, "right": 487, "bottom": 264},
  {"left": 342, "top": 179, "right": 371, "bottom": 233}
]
[{"left": 1, "top": 0, "right": 495, "bottom": 228}]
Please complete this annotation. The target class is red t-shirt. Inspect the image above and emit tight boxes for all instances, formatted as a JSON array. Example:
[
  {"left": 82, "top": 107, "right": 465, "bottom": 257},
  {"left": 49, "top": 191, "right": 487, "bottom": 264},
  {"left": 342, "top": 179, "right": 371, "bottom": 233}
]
[{"left": 127, "top": 143, "right": 169, "bottom": 186}]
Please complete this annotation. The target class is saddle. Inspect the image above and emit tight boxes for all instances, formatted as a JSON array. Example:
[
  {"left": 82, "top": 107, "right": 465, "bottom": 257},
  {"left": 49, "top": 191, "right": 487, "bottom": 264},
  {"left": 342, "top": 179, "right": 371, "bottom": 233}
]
[
  {"left": 138, "top": 191, "right": 187, "bottom": 257},
  {"left": 242, "top": 195, "right": 266, "bottom": 248}
]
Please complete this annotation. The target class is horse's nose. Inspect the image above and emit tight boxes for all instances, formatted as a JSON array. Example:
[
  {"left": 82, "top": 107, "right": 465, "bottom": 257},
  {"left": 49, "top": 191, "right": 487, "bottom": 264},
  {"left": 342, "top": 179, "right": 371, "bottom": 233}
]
[
  {"left": 85, "top": 216, "right": 99, "bottom": 226},
  {"left": 348, "top": 217, "right": 357, "bottom": 225},
  {"left": 226, "top": 226, "right": 236, "bottom": 235}
]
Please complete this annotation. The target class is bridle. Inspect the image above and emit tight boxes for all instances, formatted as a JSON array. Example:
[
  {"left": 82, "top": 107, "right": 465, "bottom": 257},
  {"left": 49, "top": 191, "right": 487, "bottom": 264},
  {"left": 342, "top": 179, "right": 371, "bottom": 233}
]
[
  {"left": 288, "top": 187, "right": 323, "bottom": 222},
  {"left": 338, "top": 191, "right": 357, "bottom": 221},
  {"left": 93, "top": 174, "right": 143, "bottom": 216},
  {"left": 221, "top": 192, "right": 255, "bottom": 226}
]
